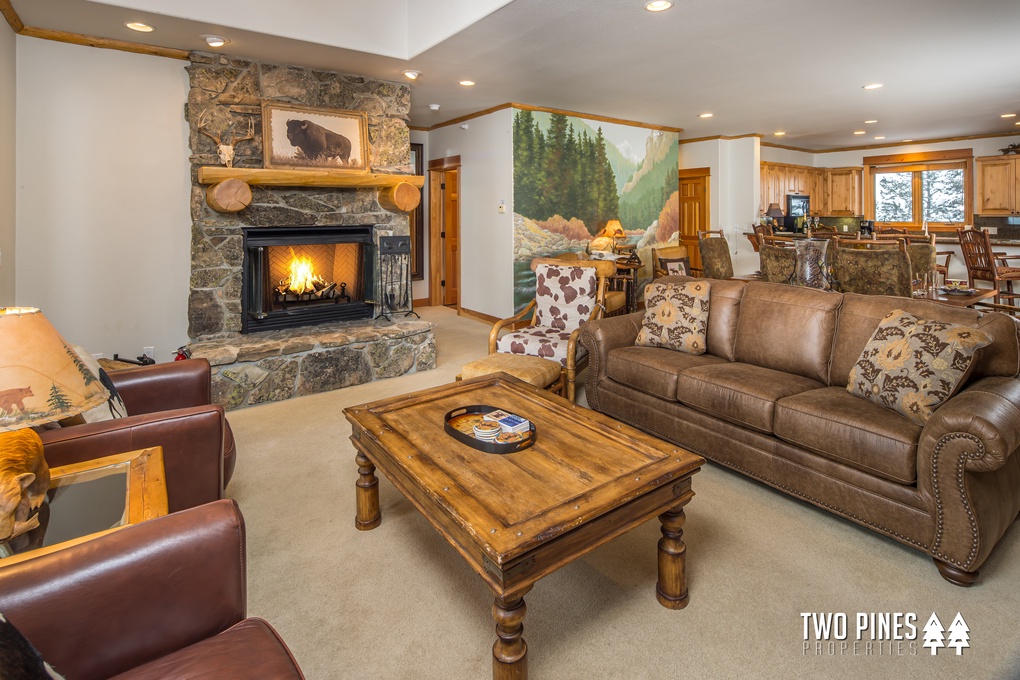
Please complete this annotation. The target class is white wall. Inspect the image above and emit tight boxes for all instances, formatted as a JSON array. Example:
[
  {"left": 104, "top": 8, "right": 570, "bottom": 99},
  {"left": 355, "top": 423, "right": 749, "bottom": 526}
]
[
  {"left": 428, "top": 109, "right": 514, "bottom": 318},
  {"left": 721, "top": 137, "right": 760, "bottom": 276},
  {"left": 0, "top": 25, "right": 15, "bottom": 305},
  {"left": 760, "top": 145, "right": 816, "bottom": 166},
  {"left": 818, "top": 136, "right": 1020, "bottom": 167},
  {"left": 410, "top": 129, "right": 430, "bottom": 302},
  {"left": 16, "top": 37, "right": 191, "bottom": 360}
]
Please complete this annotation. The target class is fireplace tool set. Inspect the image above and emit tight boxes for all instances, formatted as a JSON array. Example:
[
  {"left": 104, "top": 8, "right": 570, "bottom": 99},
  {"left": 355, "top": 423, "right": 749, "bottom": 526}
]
[{"left": 377, "top": 235, "right": 419, "bottom": 321}]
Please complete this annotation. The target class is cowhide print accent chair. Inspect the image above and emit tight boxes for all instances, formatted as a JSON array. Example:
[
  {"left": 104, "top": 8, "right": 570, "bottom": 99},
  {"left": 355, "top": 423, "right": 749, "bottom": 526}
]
[{"left": 488, "top": 261, "right": 608, "bottom": 401}]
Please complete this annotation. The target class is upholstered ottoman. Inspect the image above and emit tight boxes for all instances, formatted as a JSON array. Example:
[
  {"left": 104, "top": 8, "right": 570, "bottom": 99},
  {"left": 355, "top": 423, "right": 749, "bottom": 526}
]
[{"left": 459, "top": 353, "right": 565, "bottom": 396}]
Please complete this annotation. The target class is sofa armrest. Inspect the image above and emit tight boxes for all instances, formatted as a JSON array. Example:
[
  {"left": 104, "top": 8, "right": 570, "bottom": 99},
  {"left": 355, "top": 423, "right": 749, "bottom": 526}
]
[
  {"left": 578, "top": 312, "right": 643, "bottom": 408},
  {"left": 0, "top": 500, "right": 246, "bottom": 680},
  {"left": 920, "top": 376, "right": 1020, "bottom": 474},
  {"left": 109, "top": 359, "right": 213, "bottom": 414},
  {"left": 40, "top": 406, "right": 225, "bottom": 512},
  {"left": 917, "top": 376, "right": 1020, "bottom": 572}
]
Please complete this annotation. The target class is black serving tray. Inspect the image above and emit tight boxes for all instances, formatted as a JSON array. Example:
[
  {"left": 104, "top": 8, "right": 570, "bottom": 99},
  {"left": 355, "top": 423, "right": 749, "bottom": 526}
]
[{"left": 444, "top": 405, "right": 537, "bottom": 455}]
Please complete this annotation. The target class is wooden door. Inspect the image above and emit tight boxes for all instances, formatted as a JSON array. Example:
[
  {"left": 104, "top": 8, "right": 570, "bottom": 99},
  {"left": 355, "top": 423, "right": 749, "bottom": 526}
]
[
  {"left": 428, "top": 156, "right": 462, "bottom": 307},
  {"left": 975, "top": 156, "right": 1016, "bottom": 215},
  {"left": 443, "top": 168, "right": 460, "bottom": 305},
  {"left": 678, "top": 169, "right": 710, "bottom": 272}
]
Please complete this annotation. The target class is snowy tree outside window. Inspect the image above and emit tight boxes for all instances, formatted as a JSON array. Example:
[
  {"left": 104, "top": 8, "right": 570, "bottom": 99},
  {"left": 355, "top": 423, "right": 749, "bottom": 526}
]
[{"left": 869, "top": 155, "right": 967, "bottom": 226}]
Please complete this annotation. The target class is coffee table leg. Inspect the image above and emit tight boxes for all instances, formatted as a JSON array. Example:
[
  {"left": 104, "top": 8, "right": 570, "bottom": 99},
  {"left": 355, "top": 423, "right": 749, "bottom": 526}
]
[
  {"left": 355, "top": 450, "right": 381, "bottom": 531},
  {"left": 492, "top": 586, "right": 531, "bottom": 680},
  {"left": 656, "top": 505, "right": 689, "bottom": 609}
]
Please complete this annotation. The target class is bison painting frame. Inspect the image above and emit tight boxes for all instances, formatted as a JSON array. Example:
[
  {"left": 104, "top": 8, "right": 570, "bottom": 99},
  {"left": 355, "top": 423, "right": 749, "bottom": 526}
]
[{"left": 262, "top": 102, "right": 369, "bottom": 172}]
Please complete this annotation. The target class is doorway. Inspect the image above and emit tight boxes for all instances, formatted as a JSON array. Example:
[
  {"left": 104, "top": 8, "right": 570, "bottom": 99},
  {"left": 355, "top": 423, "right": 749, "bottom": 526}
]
[
  {"left": 428, "top": 156, "right": 461, "bottom": 307},
  {"left": 678, "top": 168, "right": 710, "bottom": 272}
]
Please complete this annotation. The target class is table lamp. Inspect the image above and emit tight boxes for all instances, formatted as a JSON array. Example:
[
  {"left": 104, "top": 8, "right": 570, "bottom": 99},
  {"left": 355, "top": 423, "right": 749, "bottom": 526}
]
[
  {"left": 0, "top": 307, "right": 109, "bottom": 431},
  {"left": 765, "top": 203, "right": 784, "bottom": 226},
  {"left": 605, "top": 219, "right": 626, "bottom": 248}
]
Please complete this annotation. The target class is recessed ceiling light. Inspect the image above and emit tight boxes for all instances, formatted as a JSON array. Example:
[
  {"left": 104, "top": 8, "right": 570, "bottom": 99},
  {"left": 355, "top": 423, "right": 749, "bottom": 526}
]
[
  {"left": 774, "top": 131, "right": 786, "bottom": 137},
  {"left": 202, "top": 34, "right": 229, "bottom": 47},
  {"left": 1001, "top": 113, "right": 1017, "bottom": 118},
  {"left": 874, "top": 136, "right": 886, "bottom": 140},
  {"left": 863, "top": 83, "right": 884, "bottom": 90},
  {"left": 124, "top": 21, "right": 154, "bottom": 32},
  {"left": 645, "top": 1, "right": 674, "bottom": 11},
  {"left": 402, "top": 70, "right": 420, "bottom": 80},
  {"left": 864, "top": 120, "right": 878, "bottom": 124},
  {"left": 459, "top": 80, "right": 475, "bottom": 87},
  {"left": 1015, "top": 121, "right": 1020, "bottom": 126},
  {"left": 699, "top": 113, "right": 713, "bottom": 119},
  {"left": 902, "top": 139, "right": 913, "bottom": 142},
  {"left": 853, "top": 130, "right": 866, "bottom": 135},
  {"left": 428, "top": 104, "right": 440, "bottom": 111}
]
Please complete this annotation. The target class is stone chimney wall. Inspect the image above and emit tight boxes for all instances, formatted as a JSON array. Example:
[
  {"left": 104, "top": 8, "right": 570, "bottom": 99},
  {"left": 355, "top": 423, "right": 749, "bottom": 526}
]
[{"left": 186, "top": 52, "right": 412, "bottom": 340}]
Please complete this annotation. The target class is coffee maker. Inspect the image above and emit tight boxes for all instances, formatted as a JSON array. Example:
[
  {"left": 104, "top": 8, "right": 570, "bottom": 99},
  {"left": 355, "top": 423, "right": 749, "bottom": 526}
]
[{"left": 858, "top": 220, "right": 874, "bottom": 237}]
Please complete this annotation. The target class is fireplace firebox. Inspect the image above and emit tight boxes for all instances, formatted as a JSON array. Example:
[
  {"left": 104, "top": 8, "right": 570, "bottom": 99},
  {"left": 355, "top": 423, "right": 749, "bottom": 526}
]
[{"left": 241, "top": 226, "right": 376, "bottom": 333}]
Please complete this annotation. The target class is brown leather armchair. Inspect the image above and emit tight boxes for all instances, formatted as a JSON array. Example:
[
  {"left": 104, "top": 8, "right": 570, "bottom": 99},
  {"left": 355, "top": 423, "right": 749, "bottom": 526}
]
[
  {"left": 0, "top": 500, "right": 304, "bottom": 679},
  {"left": 39, "top": 359, "right": 235, "bottom": 513}
]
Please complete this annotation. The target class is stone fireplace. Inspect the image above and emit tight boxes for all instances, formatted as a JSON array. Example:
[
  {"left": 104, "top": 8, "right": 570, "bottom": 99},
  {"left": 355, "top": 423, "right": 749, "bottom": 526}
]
[
  {"left": 184, "top": 52, "right": 435, "bottom": 409},
  {"left": 241, "top": 225, "right": 375, "bottom": 332}
]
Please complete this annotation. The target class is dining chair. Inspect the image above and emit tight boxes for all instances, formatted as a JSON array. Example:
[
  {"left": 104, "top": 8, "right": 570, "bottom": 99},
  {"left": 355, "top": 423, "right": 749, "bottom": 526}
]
[
  {"left": 758, "top": 242, "right": 797, "bottom": 284},
  {"left": 957, "top": 227, "right": 1020, "bottom": 304},
  {"left": 651, "top": 244, "right": 690, "bottom": 278},
  {"left": 831, "top": 238, "right": 912, "bottom": 297},
  {"left": 749, "top": 224, "right": 773, "bottom": 253},
  {"left": 697, "top": 230, "right": 734, "bottom": 280},
  {"left": 875, "top": 233, "right": 937, "bottom": 293}
]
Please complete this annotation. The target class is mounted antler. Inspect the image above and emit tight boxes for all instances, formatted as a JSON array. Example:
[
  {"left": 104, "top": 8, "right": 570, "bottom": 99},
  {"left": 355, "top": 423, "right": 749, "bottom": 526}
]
[{"left": 195, "top": 110, "right": 255, "bottom": 168}]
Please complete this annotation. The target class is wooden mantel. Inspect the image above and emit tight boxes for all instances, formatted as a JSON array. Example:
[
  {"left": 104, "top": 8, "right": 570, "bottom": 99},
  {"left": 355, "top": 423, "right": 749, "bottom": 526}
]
[
  {"left": 196, "top": 167, "right": 424, "bottom": 213},
  {"left": 197, "top": 167, "right": 424, "bottom": 189}
]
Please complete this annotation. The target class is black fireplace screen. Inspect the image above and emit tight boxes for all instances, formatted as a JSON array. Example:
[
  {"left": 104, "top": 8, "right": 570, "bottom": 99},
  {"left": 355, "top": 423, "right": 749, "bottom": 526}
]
[{"left": 241, "top": 226, "right": 376, "bottom": 333}]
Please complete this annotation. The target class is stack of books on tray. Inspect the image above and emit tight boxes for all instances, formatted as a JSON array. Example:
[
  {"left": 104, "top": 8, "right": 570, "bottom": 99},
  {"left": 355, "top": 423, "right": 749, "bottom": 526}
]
[{"left": 483, "top": 409, "right": 531, "bottom": 434}]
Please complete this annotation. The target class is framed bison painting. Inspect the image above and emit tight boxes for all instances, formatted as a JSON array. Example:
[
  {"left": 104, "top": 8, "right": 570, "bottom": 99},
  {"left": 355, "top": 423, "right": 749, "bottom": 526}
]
[{"left": 262, "top": 102, "right": 369, "bottom": 172}]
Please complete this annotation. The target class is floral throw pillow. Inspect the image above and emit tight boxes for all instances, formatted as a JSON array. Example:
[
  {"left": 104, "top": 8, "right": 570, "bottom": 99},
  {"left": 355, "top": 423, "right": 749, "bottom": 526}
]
[
  {"left": 847, "top": 309, "right": 992, "bottom": 425},
  {"left": 635, "top": 280, "right": 711, "bottom": 354}
]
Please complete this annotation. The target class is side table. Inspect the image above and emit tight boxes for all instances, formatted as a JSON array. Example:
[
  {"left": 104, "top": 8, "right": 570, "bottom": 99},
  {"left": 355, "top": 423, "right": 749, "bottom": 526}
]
[{"left": 0, "top": 447, "right": 168, "bottom": 565}]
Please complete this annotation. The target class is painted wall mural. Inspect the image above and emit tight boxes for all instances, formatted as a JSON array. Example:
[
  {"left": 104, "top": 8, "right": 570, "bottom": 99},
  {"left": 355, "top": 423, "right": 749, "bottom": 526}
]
[{"left": 512, "top": 108, "right": 680, "bottom": 311}]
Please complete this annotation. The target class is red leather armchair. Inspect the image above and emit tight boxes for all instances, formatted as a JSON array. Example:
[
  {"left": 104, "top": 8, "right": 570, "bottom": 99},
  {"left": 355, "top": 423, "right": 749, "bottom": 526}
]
[
  {"left": 39, "top": 359, "right": 235, "bottom": 513},
  {"left": 0, "top": 500, "right": 304, "bottom": 679}
]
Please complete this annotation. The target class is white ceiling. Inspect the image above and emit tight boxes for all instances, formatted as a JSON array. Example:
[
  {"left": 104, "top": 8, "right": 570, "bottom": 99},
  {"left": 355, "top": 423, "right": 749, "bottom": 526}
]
[{"left": 13, "top": 0, "right": 1020, "bottom": 150}]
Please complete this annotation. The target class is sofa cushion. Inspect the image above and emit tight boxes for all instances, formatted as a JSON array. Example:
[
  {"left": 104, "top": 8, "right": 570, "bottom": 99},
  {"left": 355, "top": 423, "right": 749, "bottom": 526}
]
[
  {"left": 732, "top": 282, "right": 841, "bottom": 384},
  {"left": 607, "top": 346, "right": 726, "bottom": 401},
  {"left": 661, "top": 277, "right": 746, "bottom": 361},
  {"left": 847, "top": 309, "right": 991, "bottom": 425},
  {"left": 774, "top": 386, "right": 922, "bottom": 485},
  {"left": 829, "top": 293, "right": 1020, "bottom": 386},
  {"left": 113, "top": 618, "right": 303, "bottom": 680},
  {"left": 677, "top": 362, "right": 824, "bottom": 434},
  {"left": 635, "top": 280, "right": 711, "bottom": 354}
]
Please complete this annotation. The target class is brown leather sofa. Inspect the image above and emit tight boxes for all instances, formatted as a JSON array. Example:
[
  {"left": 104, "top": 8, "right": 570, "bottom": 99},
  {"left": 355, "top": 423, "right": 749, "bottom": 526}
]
[
  {"left": 39, "top": 359, "right": 236, "bottom": 513},
  {"left": 580, "top": 278, "right": 1020, "bottom": 585},
  {"left": 0, "top": 500, "right": 304, "bottom": 679}
]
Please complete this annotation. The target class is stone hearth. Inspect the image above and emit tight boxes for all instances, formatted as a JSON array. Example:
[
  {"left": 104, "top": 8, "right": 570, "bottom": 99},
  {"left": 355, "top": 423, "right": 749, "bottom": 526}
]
[
  {"left": 185, "top": 52, "right": 433, "bottom": 408},
  {"left": 189, "top": 318, "right": 435, "bottom": 411}
]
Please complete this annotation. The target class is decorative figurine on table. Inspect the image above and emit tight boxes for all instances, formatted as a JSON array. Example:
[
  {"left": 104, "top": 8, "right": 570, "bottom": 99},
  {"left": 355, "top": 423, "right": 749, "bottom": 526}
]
[{"left": 0, "top": 429, "right": 50, "bottom": 543}]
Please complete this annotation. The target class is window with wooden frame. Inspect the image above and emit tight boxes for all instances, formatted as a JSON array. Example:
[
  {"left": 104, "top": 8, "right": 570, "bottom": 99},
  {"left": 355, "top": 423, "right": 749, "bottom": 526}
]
[{"left": 863, "top": 149, "right": 973, "bottom": 231}]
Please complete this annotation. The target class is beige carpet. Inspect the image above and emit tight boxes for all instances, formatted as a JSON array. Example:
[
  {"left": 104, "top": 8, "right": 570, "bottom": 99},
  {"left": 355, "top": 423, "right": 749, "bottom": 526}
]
[{"left": 225, "top": 306, "right": 1020, "bottom": 679}]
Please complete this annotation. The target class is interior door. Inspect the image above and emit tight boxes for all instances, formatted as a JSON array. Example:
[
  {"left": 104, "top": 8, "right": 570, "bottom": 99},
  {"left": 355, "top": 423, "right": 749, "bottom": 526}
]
[
  {"left": 427, "top": 156, "right": 462, "bottom": 307},
  {"left": 443, "top": 168, "right": 460, "bottom": 305},
  {"left": 678, "top": 169, "right": 710, "bottom": 272}
]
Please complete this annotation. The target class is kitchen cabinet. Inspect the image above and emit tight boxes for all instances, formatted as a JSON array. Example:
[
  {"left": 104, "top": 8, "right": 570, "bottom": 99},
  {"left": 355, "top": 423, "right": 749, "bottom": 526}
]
[
  {"left": 826, "top": 168, "right": 862, "bottom": 215},
  {"left": 760, "top": 162, "right": 861, "bottom": 217},
  {"left": 975, "top": 155, "right": 1020, "bottom": 215}
]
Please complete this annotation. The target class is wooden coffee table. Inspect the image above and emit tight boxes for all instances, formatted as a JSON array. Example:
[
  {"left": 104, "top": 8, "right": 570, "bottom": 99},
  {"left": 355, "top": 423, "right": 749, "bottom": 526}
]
[{"left": 345, "top": 373, "right": 704, "bottom": 679}]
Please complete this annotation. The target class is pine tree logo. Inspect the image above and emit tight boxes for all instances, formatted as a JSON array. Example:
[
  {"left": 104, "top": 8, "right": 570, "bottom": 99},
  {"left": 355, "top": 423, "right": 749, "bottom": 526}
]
[
  {"left": 64, "top": 343, "right": 98, "bottom": 386},
  {"left": 947, "top": 612, "right": 970, "bottom": 655},
  {"left": 922, "top": 612, "right": 945, "bottom": 656}
]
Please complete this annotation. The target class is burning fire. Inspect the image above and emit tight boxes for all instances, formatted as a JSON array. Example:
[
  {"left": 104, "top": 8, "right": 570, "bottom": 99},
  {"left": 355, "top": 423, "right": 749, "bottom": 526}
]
[{"left": 286, "top": 250, "right": 324, "bottom": 294}]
